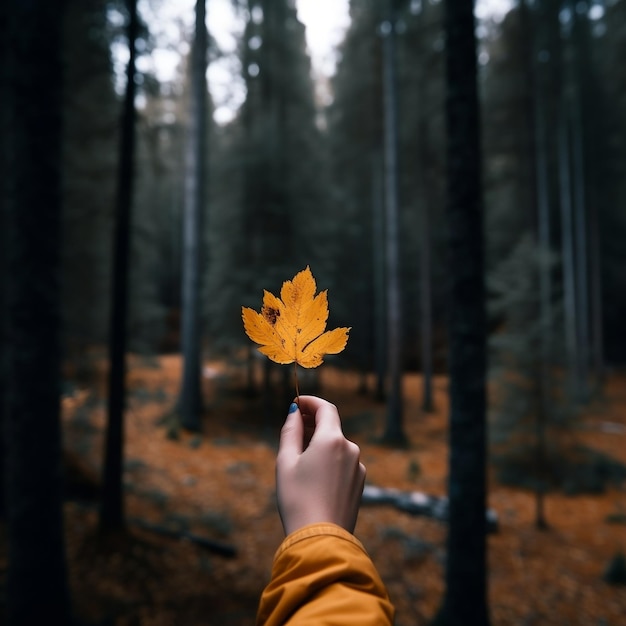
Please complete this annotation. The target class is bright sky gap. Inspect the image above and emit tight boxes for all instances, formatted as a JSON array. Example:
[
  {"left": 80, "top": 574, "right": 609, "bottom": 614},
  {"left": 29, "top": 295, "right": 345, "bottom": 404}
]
[{"left": 118, "top": 0, "right": 517, "bottom": 124}]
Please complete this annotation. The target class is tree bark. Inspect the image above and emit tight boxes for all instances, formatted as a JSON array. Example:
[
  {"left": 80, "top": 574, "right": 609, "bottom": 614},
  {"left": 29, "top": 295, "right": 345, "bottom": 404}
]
[
  {"left": 372, "top": 151, "right": 387, "bottom": 403},
  {"left": 558, "top": 112, "right": 579, "bottom": 398},
  {"left": 588, "top": 182, "right": 604, "bottom": 385},
  {"left": 418, "top": 116, "right": 434, "bottom": 413},
  {"left": 579, "top": 12, "right": 604, "bottom": 386},
  {"left": 179, "top": 0, "right": 208, "bottom": 431},
  {"left": 521, "top": 0, "right": 549, "bottom": 530},
  {"left": 569, "top": 7, "right": 590, "bottom": 398},
  {"left": 435, "top": 0, "right": 490, "bottom": 623},
  {"left": 101, "top": 0, "right": 139, "bottom": 534},
  {"left": 0, "top": 0, "right": 7, "bottom": 521},
  {"left": 3, "top": 0, "right": 72, "bottom": 622},
  {"left": 381, "top": 0, "right": 406, "bottom": 445},
  {"left": 570, "top": 5, "right": 598, "bottom": 394}
]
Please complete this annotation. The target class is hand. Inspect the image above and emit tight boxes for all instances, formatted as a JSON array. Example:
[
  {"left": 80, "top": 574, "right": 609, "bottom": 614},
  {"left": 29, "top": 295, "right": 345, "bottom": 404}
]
[{"left": 276, "top": 395, "right": 366, "bottom": 536}]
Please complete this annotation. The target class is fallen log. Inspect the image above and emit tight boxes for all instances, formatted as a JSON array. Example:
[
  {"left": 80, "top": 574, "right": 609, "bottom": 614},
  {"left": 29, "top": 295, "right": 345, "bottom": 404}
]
[
  {"left": 129, "top": 517, "right": 237, "bottom": 557},
  {"left": 362, "top": 485, "right": 498, "bottom": 533}
]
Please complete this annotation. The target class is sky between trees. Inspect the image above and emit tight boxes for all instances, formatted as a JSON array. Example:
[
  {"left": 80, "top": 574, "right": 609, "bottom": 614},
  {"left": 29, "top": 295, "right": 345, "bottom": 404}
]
[{"left": 117, "top": 0, "right": 517, "bottom": 124}]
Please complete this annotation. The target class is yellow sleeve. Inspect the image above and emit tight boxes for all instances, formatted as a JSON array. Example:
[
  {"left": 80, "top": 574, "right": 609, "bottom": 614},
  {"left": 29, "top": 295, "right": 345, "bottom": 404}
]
[{"left": 256, "top": 523, "right": 395, "bottom": 626}]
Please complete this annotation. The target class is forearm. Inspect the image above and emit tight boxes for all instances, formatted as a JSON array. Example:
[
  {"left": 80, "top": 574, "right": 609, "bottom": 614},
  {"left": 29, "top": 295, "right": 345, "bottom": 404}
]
[{"left": 257, "top": 523, "right": 394, "bottom": 626}]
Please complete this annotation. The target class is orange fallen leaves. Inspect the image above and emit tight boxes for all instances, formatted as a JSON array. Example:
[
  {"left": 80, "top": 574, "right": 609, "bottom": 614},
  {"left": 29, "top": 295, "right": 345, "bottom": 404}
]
[{"left": 241, "top": 266, "right": 350, "bottom": 369}]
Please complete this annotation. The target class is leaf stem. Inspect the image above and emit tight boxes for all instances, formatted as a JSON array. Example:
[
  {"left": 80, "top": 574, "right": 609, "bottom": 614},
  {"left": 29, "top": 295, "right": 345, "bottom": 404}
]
[{"left": 294, "top": 362, "right": 300, "bottom": 405}]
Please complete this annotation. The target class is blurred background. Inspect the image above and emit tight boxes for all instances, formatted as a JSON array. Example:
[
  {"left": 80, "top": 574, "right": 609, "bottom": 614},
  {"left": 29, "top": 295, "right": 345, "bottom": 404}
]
[{"left": 2, "top": 0, "right": 626, "bottom": 624}]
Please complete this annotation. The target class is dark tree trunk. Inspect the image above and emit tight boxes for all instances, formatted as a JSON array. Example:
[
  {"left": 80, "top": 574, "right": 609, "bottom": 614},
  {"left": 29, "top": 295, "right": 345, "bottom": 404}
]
[
  {"left": 381, "top": 0, "right": 406, "bottom": 445},
  {"left": 571, "top": 102, "right": 589, "bottom": 394},
  {"left": 418, "top": 116, "right": 434, "bottom": 413},
  {"left": 535, "top": 82, "right": 551, "bottom": 531},
  {"left": 3, "top": 0, "right": 72, "bottom": 622},
  {"left": 588, "top": 185, "right": 604, "bottom": 385},
  {"left": 179, "top": 0, "right": 208, "bottom": 431},
  {"left": 532, "top": 0, "right": 565, "bottom": 528},
  {"left": 0, "top": 0, "right": 7, "bottom": 521},
  {"left": 570, "top": 4, "right": 597, "bottom": 396},
  {"left": 520, "top": 0, "right": 549, "bottom": 530},
  {"left": 558, "top": 112, "right": 579, "bottom": 397},
  {"left": 533, "top": 1, "right": 553, "bottom": 532},
  {"left": 568, "top": 16, "right": 589, "bottom": 399},
  {"left": 100, "top": 0, "right": 139, "bottom": 534},
  {"left": 579, "top": 14, "right": 604, "bottom": 387},
  {"left": 371, "top": 152, "right": 387, "bottom": 403},
  {"left": 435, "top": 0, "right": 490, "bottom": 623},
  {"left": 0, "top": 323, "right": 5, "bottom": 517}
]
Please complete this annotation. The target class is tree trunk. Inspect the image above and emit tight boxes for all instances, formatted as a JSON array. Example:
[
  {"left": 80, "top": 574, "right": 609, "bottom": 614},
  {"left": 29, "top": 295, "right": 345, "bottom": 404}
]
[
  {"left": 372, "top": 151, "right": 387, "bottom": 403},
  {"left": 0, "top": 0, "right": 7, "bottom": 521},
  {"left": 535, "top": 86, "right": 550, "bottom": 530},
  {"left": 521, "top": 0, "right": 549, "bottom": 530},
  {"left": 418, "top": 116, "right": 434, "bottom": 413},
  {"left": 3, "top": 0, "right": 72, "bottom": 622},
  {"left": 100, "top": 0, "right": 139, "bottom": 534},
  {"left": 0, "top": 324, "right": 5, "bottom": 519},
  {"left": 381, "top": 0, "right": 406, "bottom": 445},
  {"left": 558, "top": 112, "right": 579, "bottom": 398},
  {"left": 435, "top": 0, "right": 490, "bottom": 623},
  {"left": 569, "top": 10, "right": 589, "bottom": 397},
  {"left": 179, "top": 0, "right": 208, "bottom": 431},
  {"left": 571, "top": 101, "right": 589, "bottom": 396},
  {"left": 570, "top": 5, "right": 597, "bottom": 396},
  {"left": 578, "top": 12, "right": 604, "bottom": 387},
  {"left": 532, "top": 0, "right": 566, "bottom": 528},
  {"left": 588, "top": 181, "right": 604, "bottom": 385}
]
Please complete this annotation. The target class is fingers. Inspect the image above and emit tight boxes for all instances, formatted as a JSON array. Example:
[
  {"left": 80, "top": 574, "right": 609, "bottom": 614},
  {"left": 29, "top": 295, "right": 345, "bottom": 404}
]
[
  {"left": 278, "top": 402, "right": 304, "bottom": 457},
  {"left": 296, "top": 395, "right": 329, "bottom": 418},
  {"left": 279, "top": 396, "right": 340, "bottom": 459},
  {"left": 297, "top": 395, "right": 342, "bottom": 439}
]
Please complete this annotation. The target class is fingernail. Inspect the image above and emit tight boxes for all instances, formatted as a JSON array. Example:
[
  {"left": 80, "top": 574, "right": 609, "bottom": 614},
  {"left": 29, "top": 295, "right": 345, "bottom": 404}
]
[{"left": 288, "top": 402, "right": 298, "bottom": 414}]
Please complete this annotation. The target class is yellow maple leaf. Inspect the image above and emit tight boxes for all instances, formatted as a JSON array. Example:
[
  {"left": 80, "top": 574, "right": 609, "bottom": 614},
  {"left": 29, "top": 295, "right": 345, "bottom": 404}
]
[{"left": 242, "top": 266, "right": 350, "bottom": 369}]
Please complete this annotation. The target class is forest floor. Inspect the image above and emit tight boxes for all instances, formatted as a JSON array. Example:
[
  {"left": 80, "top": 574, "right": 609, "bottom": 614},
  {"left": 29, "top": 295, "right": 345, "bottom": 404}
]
[{"left": 46, "top": 355, "right": 626, "bottom": 624}]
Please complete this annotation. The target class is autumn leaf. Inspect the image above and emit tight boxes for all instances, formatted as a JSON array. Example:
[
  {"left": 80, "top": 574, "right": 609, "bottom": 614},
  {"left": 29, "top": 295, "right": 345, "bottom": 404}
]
[{"left": 242, "top": 266, "right": 350, "bottom": 369}]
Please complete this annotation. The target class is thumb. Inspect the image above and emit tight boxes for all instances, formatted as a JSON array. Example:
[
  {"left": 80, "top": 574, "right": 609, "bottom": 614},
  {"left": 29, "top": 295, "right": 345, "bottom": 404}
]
[{"left": 278, "top": 402, "right": 303, "bottom": 458}]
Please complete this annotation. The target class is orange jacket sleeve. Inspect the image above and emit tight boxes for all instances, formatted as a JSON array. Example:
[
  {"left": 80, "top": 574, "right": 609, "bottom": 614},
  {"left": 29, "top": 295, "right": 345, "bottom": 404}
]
[{"left": 256, "top": 523, "right": 395, "bottom": 625}]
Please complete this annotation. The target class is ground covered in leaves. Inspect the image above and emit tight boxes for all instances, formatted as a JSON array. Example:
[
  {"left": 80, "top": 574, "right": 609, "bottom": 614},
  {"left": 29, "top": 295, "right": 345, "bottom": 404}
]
[{"left": 50, "top": 356, "right": 626, "bottom": 624}]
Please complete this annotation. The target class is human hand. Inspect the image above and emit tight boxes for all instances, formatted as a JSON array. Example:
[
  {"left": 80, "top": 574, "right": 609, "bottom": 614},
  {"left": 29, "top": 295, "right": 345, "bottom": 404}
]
[{"left": 275, "top": 396, "right": 366, "bottom": 536}]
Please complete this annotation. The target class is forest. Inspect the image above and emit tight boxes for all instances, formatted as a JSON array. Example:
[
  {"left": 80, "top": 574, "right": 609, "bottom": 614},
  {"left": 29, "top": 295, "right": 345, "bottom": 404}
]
[{"left": 1, "top": 0, "right": 626, "bottom": 624}]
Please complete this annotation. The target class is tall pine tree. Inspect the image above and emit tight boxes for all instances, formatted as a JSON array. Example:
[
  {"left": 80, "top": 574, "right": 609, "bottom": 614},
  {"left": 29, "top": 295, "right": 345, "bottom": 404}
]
[
  {"left": 3, "top": 0, "right": 72, "bottom": 622},
  {"left": 179, "top": 0, "right": 209, "bottom": 431},
  {"left": 101, "top": 0, "right": 140, "bottom": 533},
  {"left": 435, "top": 0, "right": 490, "bottom": 622}
]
